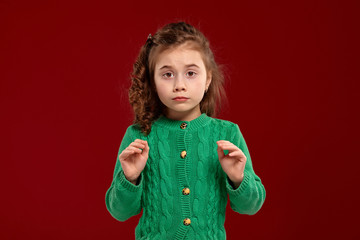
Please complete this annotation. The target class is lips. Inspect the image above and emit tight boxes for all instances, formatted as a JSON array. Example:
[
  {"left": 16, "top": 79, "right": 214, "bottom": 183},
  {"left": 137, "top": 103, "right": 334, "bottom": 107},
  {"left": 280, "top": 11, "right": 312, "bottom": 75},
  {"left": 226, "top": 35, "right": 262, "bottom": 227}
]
[{"left": 173, "top": 96, "right": 189, "bottom": 100}]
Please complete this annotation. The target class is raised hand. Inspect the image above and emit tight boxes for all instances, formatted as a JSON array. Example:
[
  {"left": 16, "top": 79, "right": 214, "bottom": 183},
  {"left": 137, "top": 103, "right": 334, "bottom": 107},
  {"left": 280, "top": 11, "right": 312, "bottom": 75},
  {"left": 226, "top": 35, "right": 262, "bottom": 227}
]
[
  {"left": 119, "top": 139, "right": 149, "bottom": 184},
  {"left": 216, "top": 140, "right": 247, "bottom": 189}
]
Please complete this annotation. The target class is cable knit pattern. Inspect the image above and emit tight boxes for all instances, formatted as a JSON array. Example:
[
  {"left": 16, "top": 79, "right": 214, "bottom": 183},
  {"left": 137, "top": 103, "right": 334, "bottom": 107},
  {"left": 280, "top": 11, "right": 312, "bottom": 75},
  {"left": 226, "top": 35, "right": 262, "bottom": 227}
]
[
  {"left": 193, "top": 127, "right": 209, "bottom": 239},
  {"left": 157, "top": 127, "right": 173, "bottom": 238},
  {"left": 141, "top": 128, "right": 159, "bottom": 238},
  {"left": 105, "top": 113, "right": 266, "bottom": 240}
]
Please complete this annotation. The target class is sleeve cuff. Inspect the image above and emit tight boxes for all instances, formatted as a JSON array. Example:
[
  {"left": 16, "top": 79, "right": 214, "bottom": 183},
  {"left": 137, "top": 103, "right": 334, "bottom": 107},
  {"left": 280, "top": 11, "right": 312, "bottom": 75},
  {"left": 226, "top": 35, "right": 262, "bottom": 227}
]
[
  {"left": 115, "top": 170, "right": 144, "bottom": 192},
  {"left": 226, "top": 169, "right": 251, "bottom": 197}
]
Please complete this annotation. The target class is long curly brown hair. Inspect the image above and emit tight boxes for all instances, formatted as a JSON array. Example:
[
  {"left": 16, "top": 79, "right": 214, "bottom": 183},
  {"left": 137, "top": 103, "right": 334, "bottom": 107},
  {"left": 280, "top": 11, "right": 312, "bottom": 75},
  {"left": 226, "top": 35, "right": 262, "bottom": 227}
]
[{"left": 129, "top": 21, "right": 227, "bottom": 136}]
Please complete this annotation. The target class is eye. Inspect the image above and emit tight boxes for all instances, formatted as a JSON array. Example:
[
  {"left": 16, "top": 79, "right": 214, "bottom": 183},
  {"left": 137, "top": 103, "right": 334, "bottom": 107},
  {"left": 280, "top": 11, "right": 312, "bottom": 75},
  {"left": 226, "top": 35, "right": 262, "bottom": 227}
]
[
  {"left": 162, "top": 72, "right": 174, "bottom": 78},
  {"left": 186, "top": 71, "right": 197, "bottom": 78}
]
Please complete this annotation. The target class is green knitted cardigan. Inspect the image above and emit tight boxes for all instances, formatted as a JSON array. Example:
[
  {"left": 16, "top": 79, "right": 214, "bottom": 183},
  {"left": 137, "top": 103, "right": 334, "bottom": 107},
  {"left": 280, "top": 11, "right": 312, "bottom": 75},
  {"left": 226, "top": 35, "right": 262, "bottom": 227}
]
[{"left": 105, "top": 113, "right": 266, "bottom": 240}]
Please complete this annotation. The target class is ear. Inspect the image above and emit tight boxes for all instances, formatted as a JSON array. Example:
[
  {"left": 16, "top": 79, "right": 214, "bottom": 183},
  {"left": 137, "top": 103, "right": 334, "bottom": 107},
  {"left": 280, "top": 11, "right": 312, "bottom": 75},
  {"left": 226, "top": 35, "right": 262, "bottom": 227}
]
[{"left": 206, "top": 71, "right": 212, "bottom": 90}]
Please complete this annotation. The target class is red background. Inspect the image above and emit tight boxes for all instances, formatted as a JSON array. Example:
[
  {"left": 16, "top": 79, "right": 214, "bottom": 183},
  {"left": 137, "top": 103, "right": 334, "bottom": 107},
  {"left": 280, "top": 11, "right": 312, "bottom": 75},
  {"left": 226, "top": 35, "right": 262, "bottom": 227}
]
[{"left": 1, "top": 0, "right": 358, "bottom": 239}]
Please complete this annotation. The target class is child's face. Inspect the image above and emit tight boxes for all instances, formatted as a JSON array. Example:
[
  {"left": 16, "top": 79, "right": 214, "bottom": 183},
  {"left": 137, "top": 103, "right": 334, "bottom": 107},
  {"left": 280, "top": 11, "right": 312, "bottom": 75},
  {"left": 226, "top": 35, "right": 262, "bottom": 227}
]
[{"left": 153, "top": 43, "right": 211, "bottom": 120}]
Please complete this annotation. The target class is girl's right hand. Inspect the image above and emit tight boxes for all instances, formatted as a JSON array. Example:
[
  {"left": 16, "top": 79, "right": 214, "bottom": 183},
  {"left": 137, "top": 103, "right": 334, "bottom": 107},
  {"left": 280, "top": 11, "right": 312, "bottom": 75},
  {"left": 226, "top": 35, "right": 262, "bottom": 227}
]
[{"left": 119, "top": 139, "right": 149, "bottom": 184}]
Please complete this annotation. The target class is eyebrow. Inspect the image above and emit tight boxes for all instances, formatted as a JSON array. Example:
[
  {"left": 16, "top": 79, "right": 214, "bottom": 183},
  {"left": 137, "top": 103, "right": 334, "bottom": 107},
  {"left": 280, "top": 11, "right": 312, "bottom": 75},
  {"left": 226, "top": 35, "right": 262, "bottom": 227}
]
[{"left": 159, "top": 64, "right": 200, "bottom": 70}]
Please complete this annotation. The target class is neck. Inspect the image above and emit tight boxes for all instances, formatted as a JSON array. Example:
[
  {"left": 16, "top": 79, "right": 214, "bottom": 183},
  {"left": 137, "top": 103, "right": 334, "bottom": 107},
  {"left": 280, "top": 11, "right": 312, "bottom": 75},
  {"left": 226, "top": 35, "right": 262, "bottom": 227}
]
[{"left": 165, "top": 106, "right": 201, "bottom": 122}]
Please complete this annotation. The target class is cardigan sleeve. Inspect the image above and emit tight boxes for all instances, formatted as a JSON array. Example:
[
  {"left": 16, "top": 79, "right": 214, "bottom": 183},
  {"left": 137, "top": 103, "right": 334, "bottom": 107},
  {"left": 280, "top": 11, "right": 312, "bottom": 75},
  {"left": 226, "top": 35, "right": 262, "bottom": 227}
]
[
  {"left": 105, "top": 125, "right": 144, "bottom": 221},
  {"left": 225, "top": 124, "right": 266, "bottom": 215}
]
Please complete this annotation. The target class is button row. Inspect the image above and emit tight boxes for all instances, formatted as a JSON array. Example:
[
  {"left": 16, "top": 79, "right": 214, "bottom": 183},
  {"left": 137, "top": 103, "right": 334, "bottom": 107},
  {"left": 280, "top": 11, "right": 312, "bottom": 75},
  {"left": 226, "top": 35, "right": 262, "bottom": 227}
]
[
  {"left": 180, "top": 122, "right": 190, "bottom": 226},
  {"left": 182, "top": 187, "right": 190, "bottom": 225}
]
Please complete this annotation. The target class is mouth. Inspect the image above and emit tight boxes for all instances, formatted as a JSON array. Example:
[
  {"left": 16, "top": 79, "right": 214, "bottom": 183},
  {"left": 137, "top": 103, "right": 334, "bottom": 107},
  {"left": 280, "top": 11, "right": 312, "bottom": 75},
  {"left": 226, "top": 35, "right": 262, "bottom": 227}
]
[{"left": 173, "top": 97, "right": 189, "bottom": 101}]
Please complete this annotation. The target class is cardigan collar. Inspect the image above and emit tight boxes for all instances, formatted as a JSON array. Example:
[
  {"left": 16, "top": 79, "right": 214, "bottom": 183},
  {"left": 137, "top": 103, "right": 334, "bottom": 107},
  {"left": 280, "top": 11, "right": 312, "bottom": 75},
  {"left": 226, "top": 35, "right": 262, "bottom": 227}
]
[{"left": 154, "top": 113, "right": 211, "bottom": 131}]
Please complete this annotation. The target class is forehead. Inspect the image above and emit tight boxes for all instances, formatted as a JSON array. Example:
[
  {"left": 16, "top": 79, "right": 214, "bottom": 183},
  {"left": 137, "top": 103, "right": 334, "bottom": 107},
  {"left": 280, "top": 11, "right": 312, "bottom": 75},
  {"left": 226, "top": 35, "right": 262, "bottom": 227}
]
[{"left": 154, "top": 43, "right": 205, "bottom": 70}]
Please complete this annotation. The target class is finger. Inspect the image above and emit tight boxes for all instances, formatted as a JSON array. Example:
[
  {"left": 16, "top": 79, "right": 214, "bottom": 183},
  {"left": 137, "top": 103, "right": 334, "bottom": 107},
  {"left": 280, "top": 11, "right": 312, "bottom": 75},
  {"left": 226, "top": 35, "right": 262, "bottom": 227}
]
[
  {"left": 218, "top": 144, "right": 239, "bottom": 152},
  {"left": 228, "top": 151, "right": 246, "bottom": 159},
  {"left": 217, "top": 141, "right": 233, "bottom": 146},
  {"left": 216, "top": 141, "right": 235, "bottom": 148},
  {"left": 217, "top": 140, "right": 235, "bottom": 146},
  {"left": 129, "top": 142, "right": 146, "bottom": 149},
  {"left": 217, "top": 145, "right": 225, "bottom": 159},
  {"left": 127, "top": 146, "right": 142, "bottom": 153},
  {"left": 134, "top": 139, "right": 148, "bottom": 145},
  {"left": 142, "top": 141, "right": 150, "bottom": 155},
  {"left": 119, "top": 149, "right": 135, "bottom": 160}
]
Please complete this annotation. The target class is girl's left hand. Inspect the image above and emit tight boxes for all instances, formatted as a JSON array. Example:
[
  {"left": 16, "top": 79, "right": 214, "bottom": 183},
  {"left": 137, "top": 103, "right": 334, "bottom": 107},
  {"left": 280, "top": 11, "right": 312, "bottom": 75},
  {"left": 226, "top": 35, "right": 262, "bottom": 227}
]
[{"left": 217, "top": 140, "right": 247, "bottom": 188}]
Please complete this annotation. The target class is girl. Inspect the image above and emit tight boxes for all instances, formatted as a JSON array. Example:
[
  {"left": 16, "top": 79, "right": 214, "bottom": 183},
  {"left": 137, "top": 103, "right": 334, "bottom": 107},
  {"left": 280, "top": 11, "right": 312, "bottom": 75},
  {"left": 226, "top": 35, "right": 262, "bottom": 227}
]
[{"left": 105, "top": 22, "right": 266, "bottom": 240}]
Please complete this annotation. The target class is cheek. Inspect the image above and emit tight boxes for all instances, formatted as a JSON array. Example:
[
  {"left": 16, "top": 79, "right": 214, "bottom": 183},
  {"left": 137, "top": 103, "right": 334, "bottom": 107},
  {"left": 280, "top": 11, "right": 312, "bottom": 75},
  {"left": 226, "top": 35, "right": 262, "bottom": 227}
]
[
  {"left": 155, "top": 82, "right": 170, "bottom": 99},
  {"left": 195, "top": 81, "right": 205, "bottom": 88},
  {"left": 193, "top": 79, "right": 206, "bottom": 91}
]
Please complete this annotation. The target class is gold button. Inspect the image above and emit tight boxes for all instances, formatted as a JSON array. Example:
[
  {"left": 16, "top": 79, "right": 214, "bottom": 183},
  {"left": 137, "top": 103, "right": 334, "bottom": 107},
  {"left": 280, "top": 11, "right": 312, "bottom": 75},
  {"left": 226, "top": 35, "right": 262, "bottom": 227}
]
[
  {"left": 183, "top": 218, "right": 191, "bottom": 226},
  {"left": 181, "top": 150, "right": 187, "bottom": 158},
  {"left": 180, "top": 122, "right": 187, "bottom": 129},
  {"left": 182, "top": 187, "right": 190, "bottom": 195}
]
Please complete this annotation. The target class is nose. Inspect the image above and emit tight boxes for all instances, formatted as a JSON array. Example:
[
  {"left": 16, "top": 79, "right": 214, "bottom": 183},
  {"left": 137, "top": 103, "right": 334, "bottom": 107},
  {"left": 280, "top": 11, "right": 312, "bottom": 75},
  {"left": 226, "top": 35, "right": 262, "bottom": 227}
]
[{"left": 173, "top": 76, "right": 187, "bottom": 92}]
